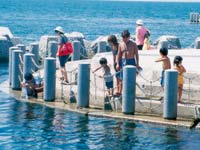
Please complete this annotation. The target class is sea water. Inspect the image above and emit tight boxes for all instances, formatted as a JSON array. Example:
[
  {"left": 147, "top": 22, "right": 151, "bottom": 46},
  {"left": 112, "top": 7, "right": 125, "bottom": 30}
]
[
  {"left": 1, "top": 0, "right": 200, "bottom": 149},
  {"left": 0, "top": 0, "right": 200, "bottom": 47}
]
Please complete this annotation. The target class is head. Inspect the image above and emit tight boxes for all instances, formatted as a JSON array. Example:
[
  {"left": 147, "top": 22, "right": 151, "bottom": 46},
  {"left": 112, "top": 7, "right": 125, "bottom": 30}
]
[
  {"left": 121, "top": 30, "right": 130, "bottom": 43},
  {"left": 24, "top": 72, "right": 33, "bottom": 82},
  {"left": 107, "top": 35, "right": 118, "bottom": 47},
  {"left": 159, "top": 48, "right": 168, "bottom": 56},
  {"left": 136, "top": 19, "right": 143, "bottom": 26},
  {"left": 174, "top": 56, "right": 183, "bottom": 66},
  {"left": 99, "top": 57, "right": 107, "bottom": 66},
  {"left": 54, "top": 26, "right": 64, "bottom": 35}
]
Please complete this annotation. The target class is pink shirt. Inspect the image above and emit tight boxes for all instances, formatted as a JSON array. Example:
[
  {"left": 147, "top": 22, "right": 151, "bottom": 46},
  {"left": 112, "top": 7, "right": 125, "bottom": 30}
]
[{"left": 136, "top": 26, "right": 147, "bottom": 45}]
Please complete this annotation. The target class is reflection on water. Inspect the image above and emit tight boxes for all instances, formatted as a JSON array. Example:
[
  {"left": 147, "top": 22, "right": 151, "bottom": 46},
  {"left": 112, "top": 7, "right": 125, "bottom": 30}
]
[{"left": 0, "top": 91, "right": 200, "bottom": 149}]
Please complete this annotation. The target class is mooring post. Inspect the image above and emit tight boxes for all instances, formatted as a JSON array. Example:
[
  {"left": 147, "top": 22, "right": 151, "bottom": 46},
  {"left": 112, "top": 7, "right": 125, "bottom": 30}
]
[
  {"left": 72, "top": 40, "right": 81, "bottom": 61},
  {"left": 30, "top": 42, "right": 39, "bottom": 71},
  {"left": 11, "top": 50, "right": 23, "bottom": 90},
  {"left": 17, "top": 44, "right": 26, "bottom": 54},
  {"left": 43, "top": 57, "right": 56, "bottom": 101},
  {"left": 9, "top": 46, "right": 19, "bottom": 86},
  {"left": 23, "top": 53, "right": 35, "bottom": 78},
  {"left": 163, "top": 70, "right": 178, "bottom": 120},
  {"left": 77, "top": 63, "right": 90, "bottom": 108},
  {"left": 48, "top": 41, "right": 58, "bottom": 58},
  {"left": 97, "top": 41, "right": 107, "bottom": 53},
  {"left": 122, "top": 65, "right": 136, "bottom": 114}
]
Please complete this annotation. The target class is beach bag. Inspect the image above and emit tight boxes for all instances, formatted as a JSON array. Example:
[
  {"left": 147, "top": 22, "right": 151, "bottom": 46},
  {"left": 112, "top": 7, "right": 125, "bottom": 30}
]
[{"left": 58, "top": 42, "right": 74, "bottom": 56}]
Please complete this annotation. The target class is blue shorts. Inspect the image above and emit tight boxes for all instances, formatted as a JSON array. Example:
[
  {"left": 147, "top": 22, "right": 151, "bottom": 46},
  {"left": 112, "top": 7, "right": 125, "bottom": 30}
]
[
  {"left": 114, "top": 63, "right": 120, "bottom": 79},
  {"left": 160, "top": 70, "right": 165, "bottom": 87},
  {"left": 119, "top": 58, "right": 136, "bottom": 80},
  {"left": 105, "top": 81, "right": 113, "bottom": 89},
  {"left": 59, "top": 55, "right": 69, "bottom": 67}
]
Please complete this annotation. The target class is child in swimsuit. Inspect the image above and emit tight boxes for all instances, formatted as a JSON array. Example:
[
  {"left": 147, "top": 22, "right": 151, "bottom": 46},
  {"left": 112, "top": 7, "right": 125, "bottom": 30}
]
[{"left": 173, "top": 56, "right": 186, "bottom": 103}]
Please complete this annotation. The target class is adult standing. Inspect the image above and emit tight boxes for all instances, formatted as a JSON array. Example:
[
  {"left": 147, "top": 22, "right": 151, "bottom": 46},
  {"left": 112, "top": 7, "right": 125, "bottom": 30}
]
[
  {"left": 135, "top": 19, "right": 149, "bottom": 50},
  {"left": 107, "top": 35, "right": 121, "bottom": 96},
  {"left": 54, "top": 26, "right": 69, "bottom": 84},
  {"left": 116, "top": 30, "right": 139, "bottom": 94}
]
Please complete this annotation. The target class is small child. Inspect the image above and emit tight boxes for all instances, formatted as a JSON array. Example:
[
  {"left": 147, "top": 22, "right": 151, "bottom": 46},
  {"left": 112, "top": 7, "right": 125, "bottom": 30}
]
[
  {"left": 21, "top": 72, "right": 43, "bottom": 98},
  {"left": 92, "top": 57, "right": 113, "bottom": 96},
  {"left": 155, "top": 48, "right": 171, "bottom": 88},
  {"left": 173, "top": 56, "right": 186, "bottom": 103}
]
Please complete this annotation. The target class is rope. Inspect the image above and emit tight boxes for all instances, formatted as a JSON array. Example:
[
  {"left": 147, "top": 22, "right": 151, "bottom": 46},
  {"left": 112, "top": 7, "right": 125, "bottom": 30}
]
[
  {"left": 31, "top": 57, "right": 43, "bottom": 69},
  {"left": 19, "top": 64, "right": 24, "bottom": 76},
  {"left": 18, "top": 54, "right": 24, "bottom": 65},
  {"left": 18, "top": 75, "right": 22, "bottom": 83}
]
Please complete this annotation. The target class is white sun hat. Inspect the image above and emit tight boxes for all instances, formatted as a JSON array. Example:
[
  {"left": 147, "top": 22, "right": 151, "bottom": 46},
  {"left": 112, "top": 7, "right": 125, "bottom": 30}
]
[
  {"left": 136, "top": 19, "right": 143, "bottom": 25},
  {"left": 54, "top": 26, "right": 64, "bottom": 34}
]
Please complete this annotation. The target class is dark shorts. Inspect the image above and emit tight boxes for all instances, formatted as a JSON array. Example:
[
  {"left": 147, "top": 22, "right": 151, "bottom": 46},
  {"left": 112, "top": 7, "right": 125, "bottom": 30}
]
[
  {"left": 137, "top": 45, "right": 143, "bottom": 50},
  {"left": 160, "top": 70, "right": 165, "bottom": 87},
  {"left": 59, "top": 55, "right": 69, "bottom": 67},
  {"left": 119, "top": 58, "right": 136, "bottom": 80},
  {"left": 105, "top": 81, "right": 113, "bottom": 89},
  {"left": 114, "top": 63, "right": 120, "bottom": 79}
]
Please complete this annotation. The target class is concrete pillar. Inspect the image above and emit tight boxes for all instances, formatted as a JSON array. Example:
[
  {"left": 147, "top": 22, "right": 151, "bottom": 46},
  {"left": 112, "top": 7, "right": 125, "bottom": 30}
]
[
  {"left": 30, "top": 42, "right": 39, "bottom": 71},
  {"left": 122, "top": 65, "right": 136, "bottom": 114},
  {"left": 97, "top": 41, "right": 107, "bottom": 53},
  {"left": 11, "top": 50, "right": 23, "bottom": 90},
  {"left": 9, "top": 46, "right": 19, "bottom": 86},
  {"left": 23, "top": 53, "right": 34, "bottom": 78},
  {"left": 77, "top": 63, "right": 90, "bottom": 108},
  {"left": 163, "top": 70, "right": 178, "bottom": 120},
  {"left": 17, "top": 44, "right": 26, "bottom": 54},
  {"left": 72, "top": 40, "right": 81, "bottom": 61},
  {"left": 43, "top": 57, "right": 56, "bottom": 101},
  {"left": 48, "top": 41, "right": 58, "bottom": 58}
]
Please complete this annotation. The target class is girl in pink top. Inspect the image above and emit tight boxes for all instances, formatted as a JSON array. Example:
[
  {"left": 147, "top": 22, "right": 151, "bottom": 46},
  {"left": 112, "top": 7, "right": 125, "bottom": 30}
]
[{"left": 135, "top": 19, "right": 149, "bottom": 50}]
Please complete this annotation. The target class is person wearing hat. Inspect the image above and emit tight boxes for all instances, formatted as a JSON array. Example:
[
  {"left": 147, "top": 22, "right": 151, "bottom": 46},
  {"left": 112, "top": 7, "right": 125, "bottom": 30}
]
[
  {"left": 135, "top": 19, "right": 149, "bottom": 50},
  {"left": 54, "top": 26, "right": 69, "bottom": 84}
]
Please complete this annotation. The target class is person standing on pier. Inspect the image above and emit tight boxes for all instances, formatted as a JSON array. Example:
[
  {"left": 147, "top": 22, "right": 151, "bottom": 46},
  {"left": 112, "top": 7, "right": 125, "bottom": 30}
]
[
  {"left": 116, "top": 30, "right": 139, "bottom": 95},
  {"left": 107, "top": 35, "right": 121, "bottom": 96},
  {"left": 54, "top": 26, "right": 69, "bottom": 84},
  {"left": 173, "top": 56, "right": 186, "bottom": 103},
  {"left": 155, "top": 48, "right": 171, "bottom": 88},
  {"left": 135, "top": 19, "right": 149, "bottom": 50}
]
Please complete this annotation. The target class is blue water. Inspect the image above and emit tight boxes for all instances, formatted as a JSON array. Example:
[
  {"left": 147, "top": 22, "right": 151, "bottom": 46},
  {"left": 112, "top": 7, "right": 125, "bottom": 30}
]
[
  {"left": 0, "top": 0, "right": 200, "bottom": 47},
  {"left": 1, "top": 0, "right": 200, "bottom": 149}
]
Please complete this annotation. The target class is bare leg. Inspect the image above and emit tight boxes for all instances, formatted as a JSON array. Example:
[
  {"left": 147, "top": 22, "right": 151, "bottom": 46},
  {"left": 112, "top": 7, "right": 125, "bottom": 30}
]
[
  {"left": 178, "top": 84, "right": 183, "bottom": 102},
  {"left": 118, "top": 80, "right": 122, "bottom": 95},
  {"left": 61, "top": 67, "right": 68, "bottom": 82}
]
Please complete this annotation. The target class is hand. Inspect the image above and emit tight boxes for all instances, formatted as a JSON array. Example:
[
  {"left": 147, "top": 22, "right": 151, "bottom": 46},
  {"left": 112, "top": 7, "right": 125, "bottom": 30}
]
[{"left": 116, "top": 64, "right": 120, "bottom": 71}]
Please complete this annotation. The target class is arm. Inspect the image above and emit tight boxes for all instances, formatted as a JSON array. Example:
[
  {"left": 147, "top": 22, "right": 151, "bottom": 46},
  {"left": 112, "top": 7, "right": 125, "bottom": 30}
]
[
  {"left": 135, "top": 44, "right": 139, "bottom": 68},
  {"left": 92, "top": 66, "right": 102, "bottom": 73},
  {"left": 116, "top": 44, "right": 122, "bottom": 70},
  {"left": 155, "top": 57, "right": 167, "bottom": 62},
  {"left": 180, "top": 65, "right": 186, "bottom": 73}
]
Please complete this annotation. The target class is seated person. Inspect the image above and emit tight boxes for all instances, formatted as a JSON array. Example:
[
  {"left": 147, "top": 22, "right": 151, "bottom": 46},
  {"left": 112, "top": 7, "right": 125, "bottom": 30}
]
[{"left": 21, "top": 72, "right": 43, "bottom": 98}]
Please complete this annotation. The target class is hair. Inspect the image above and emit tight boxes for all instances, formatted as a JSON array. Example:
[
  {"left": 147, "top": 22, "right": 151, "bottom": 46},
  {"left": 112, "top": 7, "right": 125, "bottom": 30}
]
[
  {"left": 55, "top": 30, "right": 63, "bottom": 34},
  {"left": 107, "top": 35, "right": 118, "bottom": 47},
  {"left": 99, "top": 57, "right": 107, "bottom": 65},
  {"left": 173, "top": 56, "right": 183, "bottom": 66},
  {"left": 24, "top": 72, "right": 33, "bottom": 81},
  {"left": 159, "top": 48, "right": 168, "bottom": 56},
  {"left": 121, "top": 30, "right": 130, "bottom": 38}
]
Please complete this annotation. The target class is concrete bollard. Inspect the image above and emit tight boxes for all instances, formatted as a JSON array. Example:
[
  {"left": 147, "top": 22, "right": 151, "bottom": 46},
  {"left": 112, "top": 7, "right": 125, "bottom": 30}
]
[
  {"left": 43, "top": 57, "right": 56, "bottom": 101},
  {"left": 23, "top": 53, "right": 35, "bottom": 78},
  {"left": 17, "top": 44, "right": 26, "bottom": 54},
  {"left": 48, "top": 41, "right": 58, "bottom": 58},
  {"left": 72, "top": 40, "right": 81, "bottom": 61},
  {"left": 9, "top": 46, "right": 19, "bottom": 86},
  {"left": 163, "top": 70, "right": 178, "bottom": 120},
  {"left": 11, "top": 50, "right": 23, "bottom": 90},
  {"left": 77, "top": 63, "right": 90, "bottom": 108},
  {"left": 30, "top": 42, "right": 39, "bottom": 71},
  {"left": 97, "top": 41, "right": 107, "bottom": 53},
  {"left": 122, "top": 65, "right": 136, "bottom": 114}
]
